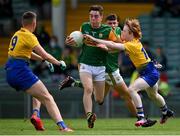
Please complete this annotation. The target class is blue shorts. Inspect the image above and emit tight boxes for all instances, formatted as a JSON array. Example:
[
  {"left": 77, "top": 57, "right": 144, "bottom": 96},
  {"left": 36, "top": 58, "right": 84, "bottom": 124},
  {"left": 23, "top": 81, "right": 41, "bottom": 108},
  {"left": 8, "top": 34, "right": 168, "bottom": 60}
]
[
  {"left": 138, "top": 62, "right": 160, "bottom": 87},
  {"left": 5, "top": 58, "right": 39, "bottom": 91}
]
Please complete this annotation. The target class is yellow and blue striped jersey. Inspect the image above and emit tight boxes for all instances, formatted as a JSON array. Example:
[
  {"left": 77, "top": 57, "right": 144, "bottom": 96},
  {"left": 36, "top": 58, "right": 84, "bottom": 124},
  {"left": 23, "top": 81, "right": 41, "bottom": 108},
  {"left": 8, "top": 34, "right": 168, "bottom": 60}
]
[
  {"left": 8, "top": 28, "right": 40, "bottom": 59},
  {"left": 124, "top": 39, "right": 151, "bottom": 68}
]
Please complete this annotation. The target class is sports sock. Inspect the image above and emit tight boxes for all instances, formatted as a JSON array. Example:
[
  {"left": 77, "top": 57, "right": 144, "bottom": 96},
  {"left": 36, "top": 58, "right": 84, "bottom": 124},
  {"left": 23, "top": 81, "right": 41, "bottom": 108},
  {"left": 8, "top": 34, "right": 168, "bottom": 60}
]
[
  {"left": 136, "top": 107, "right": 144, "bottom": 118},
  {"left": 32, "top": 109, "right": 40, "bottom": 118},
  {"left": 160, "top": 104, "right": 168, "bottom": 115},
  {"left": 57, "top": 121, "right": 67, "bottom": 129}
]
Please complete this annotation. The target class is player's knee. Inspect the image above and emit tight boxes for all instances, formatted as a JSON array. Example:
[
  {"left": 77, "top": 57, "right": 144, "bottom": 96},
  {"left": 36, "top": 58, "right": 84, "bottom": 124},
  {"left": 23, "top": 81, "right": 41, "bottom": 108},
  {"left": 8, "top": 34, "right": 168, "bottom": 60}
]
[
  {"left": 128, "top": 87, "right": 134, "bottom": 95},
  {"left": 84, "top": 87, "right": 93, "bottom": 95},
  {"left": 148, "top": 93, "right": 158, "bottom": 100}
]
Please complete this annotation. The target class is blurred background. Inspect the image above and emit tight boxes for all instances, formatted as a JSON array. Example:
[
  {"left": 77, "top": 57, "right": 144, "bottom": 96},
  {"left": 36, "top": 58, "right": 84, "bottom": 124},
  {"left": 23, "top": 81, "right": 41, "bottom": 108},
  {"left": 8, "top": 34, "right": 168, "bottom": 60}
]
[{"left": 0, "top": 0, "right": 180, "bottom": 119}]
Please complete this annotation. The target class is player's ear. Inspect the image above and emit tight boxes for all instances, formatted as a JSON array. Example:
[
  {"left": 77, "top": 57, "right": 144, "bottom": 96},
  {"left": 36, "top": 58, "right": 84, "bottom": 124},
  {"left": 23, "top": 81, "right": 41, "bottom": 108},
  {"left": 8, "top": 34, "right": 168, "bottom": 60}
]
[{"left": 32, "top": 20, "right": 37, "bottom": 31}]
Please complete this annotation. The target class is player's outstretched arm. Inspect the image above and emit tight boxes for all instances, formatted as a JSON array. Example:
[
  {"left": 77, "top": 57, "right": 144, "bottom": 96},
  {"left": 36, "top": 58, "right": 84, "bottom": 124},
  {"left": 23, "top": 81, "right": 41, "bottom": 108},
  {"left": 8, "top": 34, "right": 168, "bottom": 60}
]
[
  {"left": 31, "top": 52, "right": 54, "bottom": 72},
  {"left": 84, "top": 34, "right": 125, "bottom": 51},
  {"left": 33, "top": 45, "right": 66, "bottom": 70}
]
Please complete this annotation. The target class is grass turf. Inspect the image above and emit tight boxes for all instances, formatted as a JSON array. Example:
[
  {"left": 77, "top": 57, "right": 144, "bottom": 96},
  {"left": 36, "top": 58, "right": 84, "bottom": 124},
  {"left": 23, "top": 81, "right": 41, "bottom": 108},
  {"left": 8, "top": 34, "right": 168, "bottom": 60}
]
[{"left": 0, "top": 118, "right": 180, "bottom": 135}]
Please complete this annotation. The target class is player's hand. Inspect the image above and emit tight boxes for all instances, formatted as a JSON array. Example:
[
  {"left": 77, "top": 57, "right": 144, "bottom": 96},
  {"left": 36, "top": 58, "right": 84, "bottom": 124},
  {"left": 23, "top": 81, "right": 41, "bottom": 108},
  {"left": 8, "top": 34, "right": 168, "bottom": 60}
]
[
  {"left": 154, "top": 63, "right": 162, "bottom": 69},
  {"left": 83, "top": 34, "right": 97, "bottom": 46},
  {"left": 59, "top": 60, "right": 66, "bottom": 70},
  {"left": 153, "top": 61, "right": 162, "bottom": 69},
  {"left": 65, "top": 36, "right": 76, "bottom": 46},
  {"left": 44, "top": 60, "right": 54, "bottom": 72}
]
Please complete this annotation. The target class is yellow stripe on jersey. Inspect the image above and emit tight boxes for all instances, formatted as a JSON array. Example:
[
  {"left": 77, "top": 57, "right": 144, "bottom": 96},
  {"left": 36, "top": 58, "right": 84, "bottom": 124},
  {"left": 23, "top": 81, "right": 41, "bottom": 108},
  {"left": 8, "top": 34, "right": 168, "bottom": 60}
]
[
  {"left": 108, "top": 30, "right": 118, "bottom": 41},
  {"left": 8, "top": 28, "right": 40, "bottom": 59},
  {"left": 124, "top": 39, "right": 151, "bottom": 68}
]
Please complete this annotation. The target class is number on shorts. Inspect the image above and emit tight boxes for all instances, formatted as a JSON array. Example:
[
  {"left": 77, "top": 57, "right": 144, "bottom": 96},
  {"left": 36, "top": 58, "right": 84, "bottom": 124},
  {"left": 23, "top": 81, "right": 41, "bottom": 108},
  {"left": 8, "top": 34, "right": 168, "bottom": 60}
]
[
  {"left": 10, "top": 36, "right": 18, "bottom": 51},
  {"left": 141, "top": 47, "right": 148, "bottom": 60}
]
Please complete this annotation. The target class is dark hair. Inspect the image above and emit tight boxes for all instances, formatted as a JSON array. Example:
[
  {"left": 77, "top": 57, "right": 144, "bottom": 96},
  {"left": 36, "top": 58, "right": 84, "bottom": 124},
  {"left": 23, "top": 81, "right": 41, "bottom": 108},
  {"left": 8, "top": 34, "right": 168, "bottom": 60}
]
[
  {"left": 22, "top": 11, "right": 37, "bottom": 26},
  {"left": 89, "top": 5, "right": 103, "bottom": 15},
  {"left": 105, "top": 14, "right": 119, "bottom": 21}
]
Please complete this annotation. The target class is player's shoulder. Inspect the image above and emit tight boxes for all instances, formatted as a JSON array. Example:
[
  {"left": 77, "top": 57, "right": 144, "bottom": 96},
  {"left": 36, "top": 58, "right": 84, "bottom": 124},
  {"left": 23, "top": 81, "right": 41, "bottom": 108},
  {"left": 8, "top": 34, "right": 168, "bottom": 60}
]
[
  {"left": 81, "top": 22, "right": 91, "bottom": 27},
  {"left": 125, "top": 39, "right": 140, "bottom": 48},
  {"left": 16, "top": 28, "right": 35, "bottom": 38},
  {"left": 115, "top": 26, "right": 121, "bottom": 31},
  {"left": 101, "top": 24, "right": 111, "bottom": 29}
]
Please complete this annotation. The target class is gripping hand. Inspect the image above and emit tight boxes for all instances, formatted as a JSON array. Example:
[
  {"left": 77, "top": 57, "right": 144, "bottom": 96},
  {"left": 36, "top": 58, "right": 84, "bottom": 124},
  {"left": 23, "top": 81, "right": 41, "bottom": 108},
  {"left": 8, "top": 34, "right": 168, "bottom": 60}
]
[
  {"left": 60, "top": 60, "right": 66, "bottom": 70},
  {"left": 44, "top": 60, "right": 54, "bottom": 72}
]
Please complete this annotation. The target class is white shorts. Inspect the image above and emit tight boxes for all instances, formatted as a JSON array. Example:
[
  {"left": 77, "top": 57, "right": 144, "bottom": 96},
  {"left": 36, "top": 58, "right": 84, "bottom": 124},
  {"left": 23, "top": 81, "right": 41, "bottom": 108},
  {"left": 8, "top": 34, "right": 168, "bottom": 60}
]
[
  {"left": 79, "top": 63, "right": 105, "bottom": 81},
  {"left": 105, "top": 69, "right": 124, "bottom": 86}
]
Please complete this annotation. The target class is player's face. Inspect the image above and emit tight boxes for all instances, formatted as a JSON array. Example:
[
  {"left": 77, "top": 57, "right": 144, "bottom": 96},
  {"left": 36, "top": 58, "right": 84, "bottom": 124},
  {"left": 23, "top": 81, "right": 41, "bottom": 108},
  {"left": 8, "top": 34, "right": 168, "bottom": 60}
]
[
  {"left": 89, "top": 11, "right": 103, "bottom": 28},
  {"left": 106, "top": 20, "right": 119, "bottom": 29},
  {"left": 121, "top": 25, "right": 132, "bottom": 41}
]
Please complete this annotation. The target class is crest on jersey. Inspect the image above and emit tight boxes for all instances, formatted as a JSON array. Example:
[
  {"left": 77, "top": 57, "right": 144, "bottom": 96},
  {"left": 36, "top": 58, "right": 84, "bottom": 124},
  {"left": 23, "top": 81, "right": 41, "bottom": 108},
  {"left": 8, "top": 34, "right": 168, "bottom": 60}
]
[{"left": 99, "top": 33, "right": 103, "bottom": 38}]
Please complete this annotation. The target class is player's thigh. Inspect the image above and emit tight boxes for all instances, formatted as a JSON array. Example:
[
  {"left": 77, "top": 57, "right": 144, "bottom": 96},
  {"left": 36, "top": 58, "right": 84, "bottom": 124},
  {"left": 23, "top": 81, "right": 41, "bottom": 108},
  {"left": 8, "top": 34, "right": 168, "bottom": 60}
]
[
  {"left": 79, "top": 72, "right": 93, "bottom": 92},
  {"left": 26, "top": 80, "right": 51, "bottom": 101},
  {"left": 109, "top": 69, "right": 124, "bottom": 85},
  {"left": 105, "top": 73, "right": 113, "bottom": 86},
  {"left": 104, "top": 81, "right": 111, "bottom": 97},
  {"left": 145, "top": 83, "right": 159, "bottom": 98},
  {"left": 114, "top": 81, "right": 129, "bottom": 97},
  {"left": 129, "top": 77, "right": 149, "bottom": 93}
]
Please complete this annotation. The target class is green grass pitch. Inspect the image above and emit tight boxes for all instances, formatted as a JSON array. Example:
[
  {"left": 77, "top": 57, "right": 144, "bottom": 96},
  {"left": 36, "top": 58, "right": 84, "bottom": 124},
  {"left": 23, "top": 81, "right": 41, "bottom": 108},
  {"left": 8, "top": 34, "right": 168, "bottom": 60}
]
[{"left": 0, "top": 118, "right": 180, "bottom": 135}]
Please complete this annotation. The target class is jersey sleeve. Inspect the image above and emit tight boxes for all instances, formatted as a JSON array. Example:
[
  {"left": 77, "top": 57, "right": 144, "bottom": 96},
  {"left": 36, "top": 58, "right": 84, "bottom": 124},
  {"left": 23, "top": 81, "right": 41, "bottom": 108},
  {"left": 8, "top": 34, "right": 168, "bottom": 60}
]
[
  {"left": 108, "top": 30, "right": 118, "bottom": 41},
  {"left": 27, "top": 34, "right": 40, "bottom": 48}
]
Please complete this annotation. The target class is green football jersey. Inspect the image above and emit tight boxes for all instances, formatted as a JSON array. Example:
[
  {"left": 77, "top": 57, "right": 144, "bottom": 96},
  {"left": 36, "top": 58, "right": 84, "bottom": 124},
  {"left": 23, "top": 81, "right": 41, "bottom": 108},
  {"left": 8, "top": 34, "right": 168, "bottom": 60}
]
[
  {"left": 78, "top": 22, "right": 112, "bottom": 66},
  {"left": 106, "top": 27, "right": 121, "bottom": 73}
]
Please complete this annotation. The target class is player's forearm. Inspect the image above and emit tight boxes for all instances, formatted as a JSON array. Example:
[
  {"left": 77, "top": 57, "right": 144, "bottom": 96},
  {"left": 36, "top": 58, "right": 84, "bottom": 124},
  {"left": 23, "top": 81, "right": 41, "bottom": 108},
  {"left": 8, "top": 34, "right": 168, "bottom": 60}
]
[
  {"left": 44, "top": 53, "right": 61, "bottom": 66},
  {"left": 33, "top": 45, "right": 61, "bottom": 66},
  {"left": 94, "top": 38, "right": 125, "bottom": 51}
]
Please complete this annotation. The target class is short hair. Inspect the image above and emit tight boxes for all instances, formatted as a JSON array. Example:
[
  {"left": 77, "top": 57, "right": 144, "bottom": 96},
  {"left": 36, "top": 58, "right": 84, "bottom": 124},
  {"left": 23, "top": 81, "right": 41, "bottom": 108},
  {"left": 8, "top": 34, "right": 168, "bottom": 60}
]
[
  {"left": 22, "top": 11, "right": 37, "bottom": 26},
  {"left": 125, "top": 18, "right": 142, "bottom": 39},
  {"left": 89, "top": 5, "right": 103, "bottom": 15},
  {"left": 105, "top": 14, "right": 119, "bottom": 21}
]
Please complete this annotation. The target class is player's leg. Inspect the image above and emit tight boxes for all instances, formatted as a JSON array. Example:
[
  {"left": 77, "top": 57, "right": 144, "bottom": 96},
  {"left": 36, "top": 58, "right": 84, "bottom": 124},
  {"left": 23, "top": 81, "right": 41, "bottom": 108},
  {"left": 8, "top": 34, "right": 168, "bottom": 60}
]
[
  {"left": 109, "top": 70, "right": 137, "bottom": 116},
  {"left": 31, "top": 97, "right": 45, "bottom": 130},
  {"left": 114, "top": 81, "right": 137, "bottom": 117},
  {"left": 129, "top": 77, "right": 157, "bottom": 127},
  {"left": 93, "top": 81, "right": 105, "bottom": 105},
  {"left": 26, "top": 80, "right": 73, "bottom": 132},
  {"left": 79, "top": 72, "right": 95, "bottom": 128},
  {"left": 145, "top": 83, "right": 174, "bottom": 124},
  {"left": 32, "top": 97, "right": 41, "bottom": 117},
  {"left": 91, "top": 77, "right": 105, "bottom": 128},
  {"left": 104, "top": 82, "right": 111, "bottom": 98},
  {"left": 104, "top": 73, "right": 112, "bottom": 98},
  {"left": 79, "top": 64, "right": 95, "bottom": 129}
]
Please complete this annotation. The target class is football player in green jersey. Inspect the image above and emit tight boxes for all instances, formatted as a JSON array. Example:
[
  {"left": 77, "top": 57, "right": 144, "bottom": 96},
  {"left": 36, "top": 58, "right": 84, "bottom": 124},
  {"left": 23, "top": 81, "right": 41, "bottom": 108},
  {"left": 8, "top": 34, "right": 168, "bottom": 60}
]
[
  {"left": 61, "top": 14, "right": 136, "bottom": 116},
  {"left": 65, "top": 5, "right": 117, "bottom": 128},
  {"left": 104, "top": 14, "right": 137, "bottom": 117}
]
